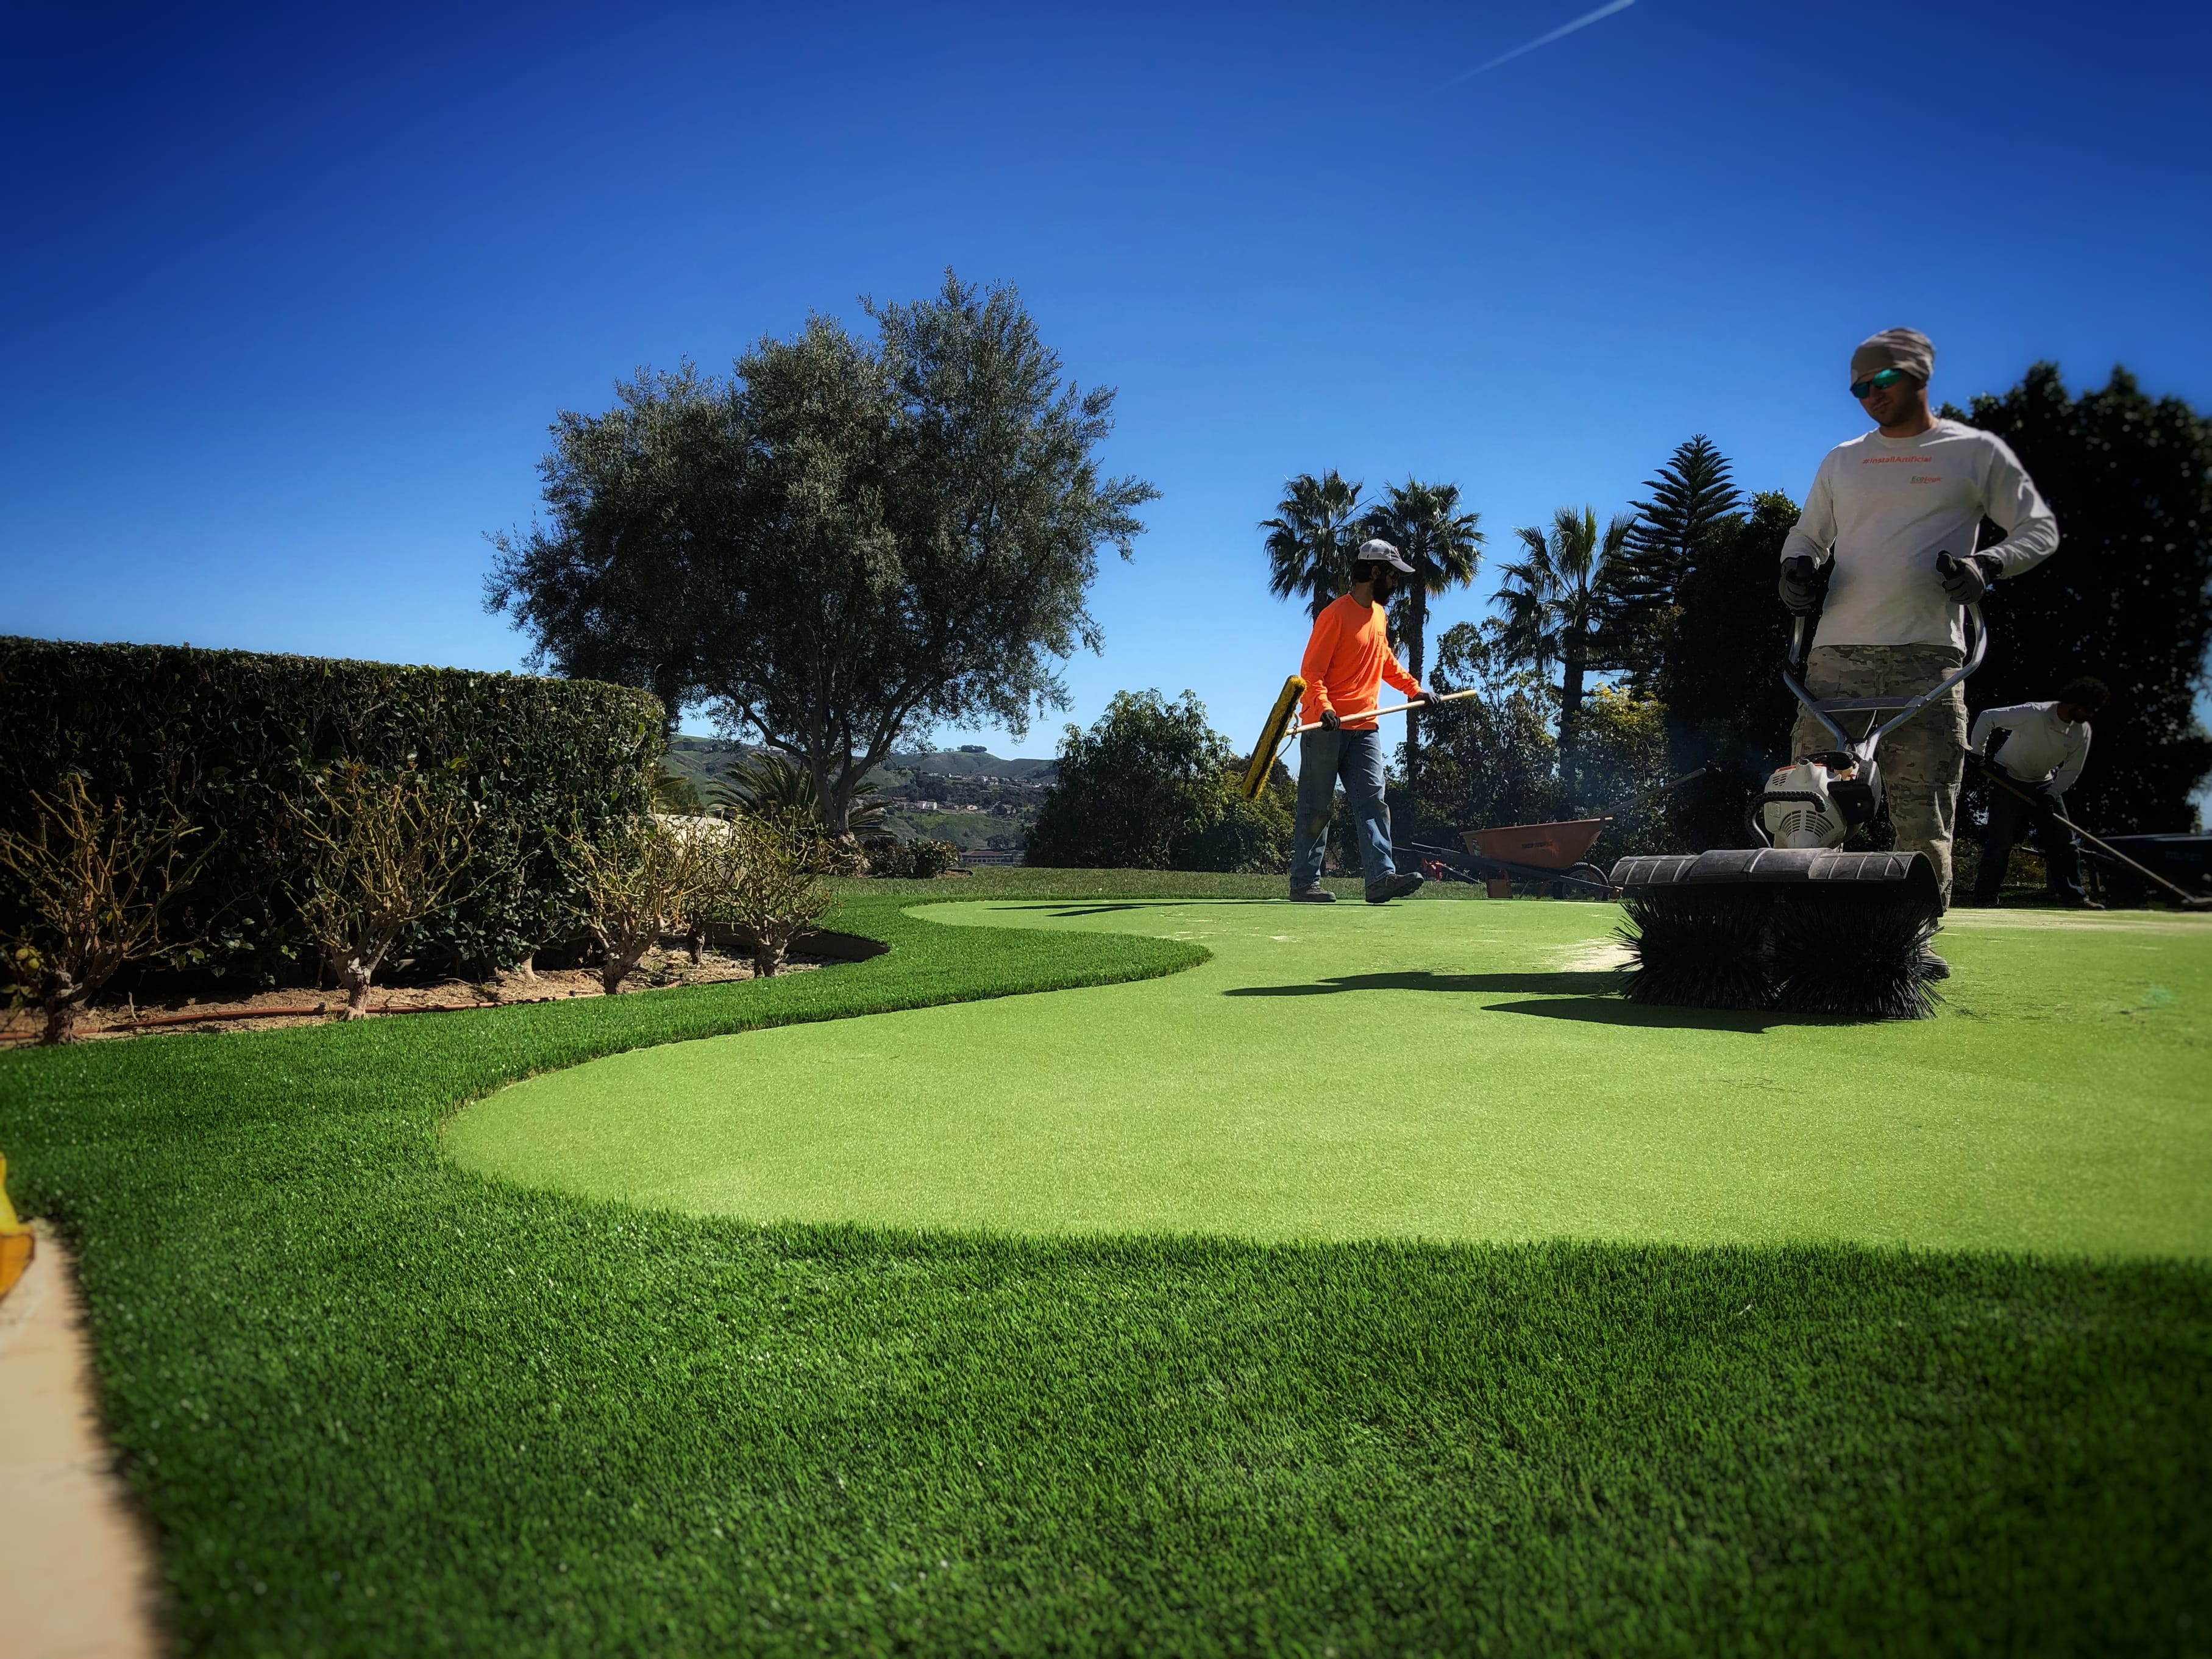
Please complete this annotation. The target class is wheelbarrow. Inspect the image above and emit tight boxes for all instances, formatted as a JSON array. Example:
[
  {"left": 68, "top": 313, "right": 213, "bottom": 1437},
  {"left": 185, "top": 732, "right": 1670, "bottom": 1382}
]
[{"left": 1405, "top": 768, "right": 1710, "bottom": 900}]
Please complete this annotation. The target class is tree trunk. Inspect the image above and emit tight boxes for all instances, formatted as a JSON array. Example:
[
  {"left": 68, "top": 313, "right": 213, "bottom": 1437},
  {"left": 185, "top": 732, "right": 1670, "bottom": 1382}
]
[
  {"left": 1403, "top": 598, "right": 1428, "bottom": 786},
  {"left": 1560, "top": 643, "right": 1587, "bottom": 812},
  {"left": 341, "top": 961, "right": 372, "bottom": 1020},
  {"left": 752, "top": 930, "right": 787, "bottom": 978},
  {"left": 39, "top": 970, "right": 82, "bottom": 1045}
]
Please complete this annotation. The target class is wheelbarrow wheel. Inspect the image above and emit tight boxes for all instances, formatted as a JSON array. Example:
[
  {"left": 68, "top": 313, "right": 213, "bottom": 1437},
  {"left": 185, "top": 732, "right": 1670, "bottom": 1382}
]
[{"left": 1562, "top": 862, "right": 1610, "bottom": 900}]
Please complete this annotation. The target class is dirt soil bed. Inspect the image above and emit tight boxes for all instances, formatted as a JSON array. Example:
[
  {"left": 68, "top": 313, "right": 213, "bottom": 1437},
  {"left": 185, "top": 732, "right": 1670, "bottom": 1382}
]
[{"left": 0, "top": 945, "right": 829, "bottom": 1044}]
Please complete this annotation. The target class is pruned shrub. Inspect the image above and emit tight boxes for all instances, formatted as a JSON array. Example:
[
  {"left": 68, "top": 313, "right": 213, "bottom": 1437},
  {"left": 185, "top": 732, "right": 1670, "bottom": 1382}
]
[
  {"left": 0, "top": 776, "right": 205, "bottom": 1043},
  {"left": 288, "top": 764, "right": 479, "bottom": 1018},
  {"left": 0, "top": 638, "right": 662, "bottom": 985},
  {"left": 563, "top": 815, "right": 706, "bottom": 995},
  {"left": 859, "top": 837, "right": 961, "bottom": 879},
  {"left": 702, "top": 810, "right": 834, "bottom": 977}
]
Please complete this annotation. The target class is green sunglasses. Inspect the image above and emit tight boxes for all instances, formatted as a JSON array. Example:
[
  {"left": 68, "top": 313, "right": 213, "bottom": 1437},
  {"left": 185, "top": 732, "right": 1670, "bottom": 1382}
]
[{"left": 1850, "top": 366, "right": 1910, "bottom": 398}]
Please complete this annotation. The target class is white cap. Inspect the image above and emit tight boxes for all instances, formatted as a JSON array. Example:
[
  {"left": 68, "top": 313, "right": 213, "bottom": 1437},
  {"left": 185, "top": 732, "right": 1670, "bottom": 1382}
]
[{"left": 1356, "top": 539, "right": 1415, "bottom": 574}]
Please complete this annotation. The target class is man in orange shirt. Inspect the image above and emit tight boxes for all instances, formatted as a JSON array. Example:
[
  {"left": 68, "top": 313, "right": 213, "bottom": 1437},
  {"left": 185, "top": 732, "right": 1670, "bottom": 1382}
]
[{"left": 1290, "top": 539, "right": 1439, "bottom": 903}]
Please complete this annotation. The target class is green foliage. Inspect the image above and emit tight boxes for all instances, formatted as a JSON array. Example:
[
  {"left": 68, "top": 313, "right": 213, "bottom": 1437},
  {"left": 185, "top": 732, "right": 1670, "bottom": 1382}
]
[
  {"left": 0, "top": 638, "right": 663, "bottom": 984},
  {"left": 1655, "top": 490, "right": 1804, "bottom": 849},
  {"left": 1403, "top": 620, "right": 1567, "bottom": 835},
  {"left": 1495, "top": 506, "right": 1635, "bottom": 806},
  {"left": 1943, "top": 363, "right": 2212, "bottom": 834},
  {"left": 1025, "top": 690, "right": 1289, "bottom": 872},
  {"left": 722, "top": 750, "right": 887, "bottom": 835},
  {"left": 859, "top": 837, "right": 961, "bottom": 879},
  {"left": 483, "top": 362, "right": 740, "bottom": 738},
  {"left": 1262, "top": 470, "right": 1367, "bottom": 619},
  {"left": 1573, "top": 686, "right": 1672, "bottom": 856},
  {"left": 1604, "top": 434, "right": 1741, "bottom": 693},
  {"left": 0, "top": 892, "right": 2201, "bottom": 1652},
  {"left": 490, "top": 274, "right": 1158, "bottom": 836}
]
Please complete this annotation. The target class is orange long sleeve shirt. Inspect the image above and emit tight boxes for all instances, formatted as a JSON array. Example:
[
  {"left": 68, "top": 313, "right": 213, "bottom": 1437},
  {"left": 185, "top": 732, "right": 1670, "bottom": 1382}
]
[{"left": 1298, "top": 594, "right": 1420, "bottom": 730}]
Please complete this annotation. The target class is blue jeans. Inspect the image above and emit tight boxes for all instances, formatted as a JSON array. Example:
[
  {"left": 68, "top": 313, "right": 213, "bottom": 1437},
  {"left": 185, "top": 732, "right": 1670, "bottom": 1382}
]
[{"left": 1290, "top": 727, "right": 1396, "bottom": 891}]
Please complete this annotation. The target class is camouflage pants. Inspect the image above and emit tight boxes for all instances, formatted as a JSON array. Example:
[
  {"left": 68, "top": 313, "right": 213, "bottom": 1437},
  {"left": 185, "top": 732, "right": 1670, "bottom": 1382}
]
[{"left": 1791, "top": 642, "right": 1967, "bottom": 904}]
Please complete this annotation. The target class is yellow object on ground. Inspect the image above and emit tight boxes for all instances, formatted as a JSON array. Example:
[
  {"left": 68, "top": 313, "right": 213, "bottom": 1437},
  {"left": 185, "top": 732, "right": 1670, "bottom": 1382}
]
[
  {"left": 1240, "top": 675, "right": 1305, "bottom": 799},
  {"left": 0, "top": 1151, "right": 33, "bottom": 1300}
]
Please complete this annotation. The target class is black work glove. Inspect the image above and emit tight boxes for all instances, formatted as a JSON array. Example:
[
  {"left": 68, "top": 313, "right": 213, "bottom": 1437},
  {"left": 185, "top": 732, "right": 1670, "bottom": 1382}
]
[
  {"left": 1414, "top": 689, "right": 1442, "bottom": 710},
  {"left": 1779, "top": 555, "right": 1825, "bottom": 615},
  {"left": 1938, "top": 551, "right": 2001, "bottom": 603},
  {"left": 1318, "top": 708, "right": 1341, "bottom": 731}
]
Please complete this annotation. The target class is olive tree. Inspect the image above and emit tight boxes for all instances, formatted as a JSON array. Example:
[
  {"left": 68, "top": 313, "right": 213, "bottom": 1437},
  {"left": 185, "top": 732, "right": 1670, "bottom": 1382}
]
[{"left": 488, "top": 272, "right": 1156, "bottom": 834}]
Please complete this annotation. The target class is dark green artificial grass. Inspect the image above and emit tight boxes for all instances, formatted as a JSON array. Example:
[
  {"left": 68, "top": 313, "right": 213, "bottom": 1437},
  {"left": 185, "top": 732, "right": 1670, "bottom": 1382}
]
[{"left": 1, "top": 885, "right": 2207, "bottom": 1655}]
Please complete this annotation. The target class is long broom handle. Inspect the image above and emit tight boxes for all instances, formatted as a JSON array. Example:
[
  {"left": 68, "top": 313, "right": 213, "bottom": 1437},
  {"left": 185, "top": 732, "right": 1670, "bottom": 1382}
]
[
  {"left": 1288, "top": 687, "right": 1482, "bottom": 737},
  {"left": 1975, "top": 759, "right": 2205, "bottom": 907}
]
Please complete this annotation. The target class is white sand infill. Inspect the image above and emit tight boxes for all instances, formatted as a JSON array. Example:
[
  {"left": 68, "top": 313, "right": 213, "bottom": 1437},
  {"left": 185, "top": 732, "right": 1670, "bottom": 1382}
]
[{"left": 0, "top": 1224, "right": 163, "bottom": 1658}]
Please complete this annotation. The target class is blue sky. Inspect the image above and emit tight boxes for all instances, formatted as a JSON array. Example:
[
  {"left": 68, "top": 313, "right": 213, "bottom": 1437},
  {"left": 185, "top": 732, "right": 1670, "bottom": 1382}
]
[{"left": 4, "top": 1, "right": 2208, "bottom": 772}]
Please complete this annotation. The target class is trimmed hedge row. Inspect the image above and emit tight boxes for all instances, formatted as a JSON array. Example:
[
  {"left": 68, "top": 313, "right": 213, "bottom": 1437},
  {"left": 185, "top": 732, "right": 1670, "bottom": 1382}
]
[{"left": 0, "top": 638, "right": 664, "bottom": 984}]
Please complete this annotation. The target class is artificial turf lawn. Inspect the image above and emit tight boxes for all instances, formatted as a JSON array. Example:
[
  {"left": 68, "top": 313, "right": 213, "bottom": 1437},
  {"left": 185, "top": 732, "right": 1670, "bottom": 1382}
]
[
  {"left": 0, "top": 879, "right": 2205, "bottom": 1654},
  {"left": 454, "top": 899, "right": 2212, "bottom": 1257}
]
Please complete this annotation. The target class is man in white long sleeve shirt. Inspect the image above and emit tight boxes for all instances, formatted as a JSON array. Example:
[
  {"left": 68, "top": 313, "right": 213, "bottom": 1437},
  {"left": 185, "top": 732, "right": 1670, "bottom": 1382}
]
[
  {"left": 1778, "top": 328, "right": 2060, "bottom": 928},
  {"left": 1965, "top": 677, "right": 2108, "bottom": 908}
]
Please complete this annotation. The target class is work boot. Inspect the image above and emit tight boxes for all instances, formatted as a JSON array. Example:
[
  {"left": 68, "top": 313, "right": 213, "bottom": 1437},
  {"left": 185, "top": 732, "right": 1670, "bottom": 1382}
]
[
  {"left": 1365, "top": 872, "right": 1424, "bottom": 904},
  {"left": 1918, "top": 948, "right": 1951, "bottom": 980},
  {"left": 2060, "top": 895, "right": 2105, "bottom": 911},
  {"left": 1288, "top": 886, "right": 1337, "bottom": 903}
]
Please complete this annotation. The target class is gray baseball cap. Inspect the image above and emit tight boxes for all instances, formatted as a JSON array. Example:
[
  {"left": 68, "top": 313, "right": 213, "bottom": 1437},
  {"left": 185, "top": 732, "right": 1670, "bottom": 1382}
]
[{"left": 1356, "top": 538, "right": 1415, "bottom": 574}]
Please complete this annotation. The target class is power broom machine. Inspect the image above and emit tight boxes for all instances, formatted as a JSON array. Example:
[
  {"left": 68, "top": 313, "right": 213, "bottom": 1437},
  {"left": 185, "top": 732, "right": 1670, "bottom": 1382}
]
[{"left": 1607, "top": 553, "right": 1988, "bottom": 1019}]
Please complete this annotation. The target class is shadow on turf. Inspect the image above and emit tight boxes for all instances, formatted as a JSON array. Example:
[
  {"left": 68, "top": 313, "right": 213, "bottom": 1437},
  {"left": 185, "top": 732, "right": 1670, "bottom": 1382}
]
[
  {"left": 1226, "top": 970, "right": 1801, "bottom": 1032},
  {"left": 1226, "top": 969, "right": 1621, "bottom": 998},
  {"left": 990, "top": 900, "right": 1283, "bottom": 917}
]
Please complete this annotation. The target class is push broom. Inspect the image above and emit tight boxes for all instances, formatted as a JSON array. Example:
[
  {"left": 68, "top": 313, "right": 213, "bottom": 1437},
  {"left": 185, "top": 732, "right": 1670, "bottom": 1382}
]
[
  {"left": 1969, "top": 755, "right": 2212, "bottom": 911},
  {"left": 1237, "top": 675, "right": 1479, "bottom": 800}
]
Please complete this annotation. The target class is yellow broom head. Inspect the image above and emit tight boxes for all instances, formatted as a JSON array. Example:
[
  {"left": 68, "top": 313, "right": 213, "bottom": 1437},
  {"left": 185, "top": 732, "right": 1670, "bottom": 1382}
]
[
  {"left": 1239, "top": 675, "right": 1305, "bottom": 800},
  {"left": 0, "top": 1150, "right": 32, "bottom": 1300}
]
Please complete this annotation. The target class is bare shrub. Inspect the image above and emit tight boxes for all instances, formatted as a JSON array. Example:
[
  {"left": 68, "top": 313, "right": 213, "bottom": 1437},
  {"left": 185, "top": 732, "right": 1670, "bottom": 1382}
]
[
  {"left": 290, "top": 764, "right": 478, "bottom": 1018},
  {"left": 563, "top": 815, "right": 706, "bottom": 995},
  {"left": 705, "top": 809, "right": 835, "bottom": 977},
  {"left": 0, "top": 776, "right": 204, "bottom": 1043}
]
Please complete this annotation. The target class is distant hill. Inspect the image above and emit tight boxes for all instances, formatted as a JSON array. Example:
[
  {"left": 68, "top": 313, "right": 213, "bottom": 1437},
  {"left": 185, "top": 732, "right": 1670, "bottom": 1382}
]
[
  {"left": 660, "top": 737, "right": 1053, "bottom": 792},
  {"left": 891, "top": 750, "right": 1054, "bottom": 782}
]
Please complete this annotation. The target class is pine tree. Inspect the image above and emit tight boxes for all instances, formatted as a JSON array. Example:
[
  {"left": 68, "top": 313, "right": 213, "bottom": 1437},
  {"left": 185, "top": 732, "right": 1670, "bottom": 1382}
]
[{"left": 1605, "top": 435, "right": 1740, "bottom": 691}]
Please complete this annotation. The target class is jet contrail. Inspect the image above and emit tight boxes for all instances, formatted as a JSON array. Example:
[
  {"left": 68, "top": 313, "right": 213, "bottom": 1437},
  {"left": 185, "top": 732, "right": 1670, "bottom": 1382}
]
[{"left": 1442, "top": 0, "right": 1637, "bottom": 86}]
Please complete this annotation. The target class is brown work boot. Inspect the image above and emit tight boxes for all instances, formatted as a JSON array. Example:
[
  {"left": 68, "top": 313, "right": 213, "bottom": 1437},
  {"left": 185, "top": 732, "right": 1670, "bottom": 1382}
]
[
  {"left": 1364, "top": 872, "right": 1424, "bottom": 904},
  {"left": 1288, "top": 886, "right": 1337, "bottom": 903}
]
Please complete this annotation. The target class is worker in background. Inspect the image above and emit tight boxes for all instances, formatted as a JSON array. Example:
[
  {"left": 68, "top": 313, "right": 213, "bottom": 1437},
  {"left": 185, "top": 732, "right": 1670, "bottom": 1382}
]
[
  {"left": 1779, "top": 327, "right": 2060, "bottom": 970},
  {"left": 1965, "top": 677, "right": 2110, "bottom": 909},
  {"left": 1289, "top": 539, "right": 1437, "bottom": 904}
]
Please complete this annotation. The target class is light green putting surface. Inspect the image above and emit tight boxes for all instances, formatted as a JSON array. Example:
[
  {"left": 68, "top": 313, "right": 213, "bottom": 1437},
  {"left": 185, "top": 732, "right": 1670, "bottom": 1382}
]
[{"left": 448, "top": 900, "right": 2212, "bottom": 1255}]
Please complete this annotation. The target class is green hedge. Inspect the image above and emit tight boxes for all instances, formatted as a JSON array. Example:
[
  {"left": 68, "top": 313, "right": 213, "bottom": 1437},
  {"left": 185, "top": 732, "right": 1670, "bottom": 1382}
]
[{"left": 0, "top": 638, "right": 664, "bottom": 984}]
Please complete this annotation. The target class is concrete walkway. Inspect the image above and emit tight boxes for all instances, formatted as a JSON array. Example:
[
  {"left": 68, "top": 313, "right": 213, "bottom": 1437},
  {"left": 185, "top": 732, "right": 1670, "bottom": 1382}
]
[{"left": 0, "top": 1224, "right": 163, "bottom": 1658}]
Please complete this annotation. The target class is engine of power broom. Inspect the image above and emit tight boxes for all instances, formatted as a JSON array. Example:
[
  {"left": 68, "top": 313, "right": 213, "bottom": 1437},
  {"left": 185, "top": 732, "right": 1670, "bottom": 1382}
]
[{"left": 1759, "top": 750, "right": 1882, "bottom": 850}]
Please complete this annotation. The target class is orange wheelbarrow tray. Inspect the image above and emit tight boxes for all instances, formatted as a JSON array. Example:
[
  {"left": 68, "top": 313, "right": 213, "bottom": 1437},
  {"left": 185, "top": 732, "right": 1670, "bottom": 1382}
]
[{"left": 1402, "top": 822, "right": 1615, "bottom": 897}]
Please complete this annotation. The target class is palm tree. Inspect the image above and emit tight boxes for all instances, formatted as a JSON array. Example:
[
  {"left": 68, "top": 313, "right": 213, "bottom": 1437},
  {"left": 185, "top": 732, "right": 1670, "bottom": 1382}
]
[
  {"left": 1261, "top": 471, "right": 1365, "bottom": 619},
  {"left": 722, "top": 751, "right": 887, "bottom": 835},
  {"left": 1494, "top": 505, "right": 1633, "bottom": 808},
  {"left": 1360, "top": 480, "right": 1484, "bottom": 780}
]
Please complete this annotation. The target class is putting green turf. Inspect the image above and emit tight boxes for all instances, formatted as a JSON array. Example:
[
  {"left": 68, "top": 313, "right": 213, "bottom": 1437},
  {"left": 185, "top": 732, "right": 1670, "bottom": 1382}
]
[{"left": 451, "top": 900, "right": 2212, "bottom": 1256}]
